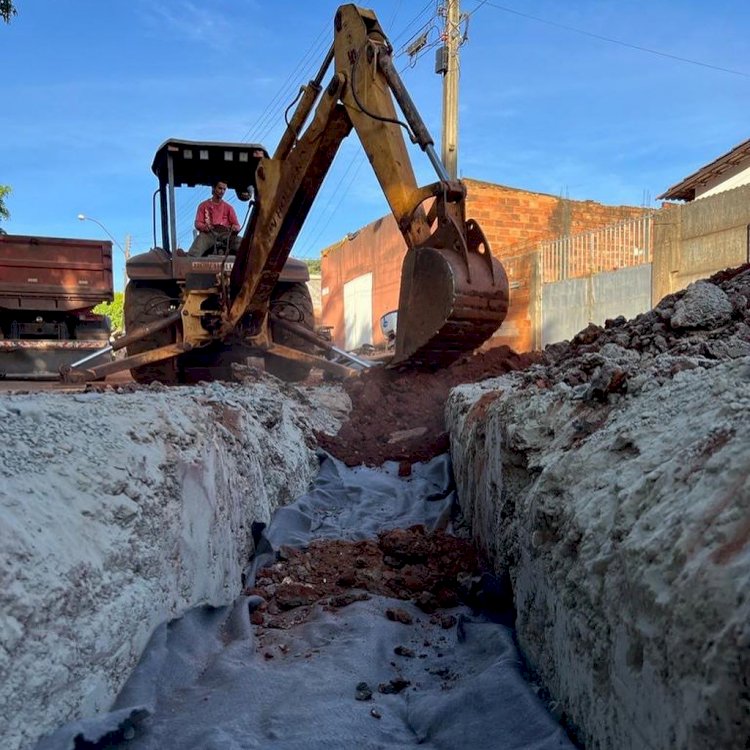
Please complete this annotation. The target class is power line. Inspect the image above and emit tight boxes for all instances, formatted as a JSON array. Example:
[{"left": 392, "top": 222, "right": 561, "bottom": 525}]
[
  {"left": 391, "top": 1, "right": 436, "bottom": 45},
  {"left": 175, "top": 22, "right": 332, "bottom": 230},
  {"left": 175, "top": 5, "right": 442, "bottom": 252},
  {"left": 295, "top": 41, "right": 437, "bottom": 259},
  {"left": 465, "top": 0, "right": 488, "bottom": 18},
  {"left": 387, "top": 0, "right": 405, "bottom": 32},
  {"left": 483, "top": 2, "right": 750, "bottom": 79},
  {"left": 248, "top": 30, "right": 331, "bottom": 145},
  {"left": 296, "top": 147, "right": 366, "bottom": 258}
]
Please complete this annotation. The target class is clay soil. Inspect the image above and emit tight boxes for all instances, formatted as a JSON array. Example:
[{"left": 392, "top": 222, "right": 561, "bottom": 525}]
[
  {"left": 246, "top": 525, "right": 495, "bottom": 642},
  {"left": 319, "top": 264, "right": 750, "bottom": 469},
  {"left": 316, "top": 346, "right": 540, "bottom": 468}
]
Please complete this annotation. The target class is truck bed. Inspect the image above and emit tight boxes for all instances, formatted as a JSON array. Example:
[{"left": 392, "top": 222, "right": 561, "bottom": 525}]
[{"left": 0, "top": 234, "right": 114, "bottom": 312}]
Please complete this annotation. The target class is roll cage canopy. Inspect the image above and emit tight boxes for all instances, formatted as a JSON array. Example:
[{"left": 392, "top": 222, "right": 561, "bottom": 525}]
[
  {"left": 151, "top": 139, "right": 269, "bottom": 189},
  {"left": 150, "top": 139, "right": 269, "bottom": 252}
]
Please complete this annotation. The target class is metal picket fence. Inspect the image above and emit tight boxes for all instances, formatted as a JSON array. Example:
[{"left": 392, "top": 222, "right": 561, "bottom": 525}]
[{"left": 538, "top": 213, "right": 653, "bottom": 283}]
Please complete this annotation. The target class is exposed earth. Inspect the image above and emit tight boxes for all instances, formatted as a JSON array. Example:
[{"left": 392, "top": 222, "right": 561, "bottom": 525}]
[
  {"left": 247, "top": 525, "right": 489, "bottom": 639},
  {"left": 316, "top": 346, "right": 540, "bottom": 467},
  {"left": 320, "top": 263, "right": 750, "bottom": 468},
  {"left": 2, "top": 265, "right": 749, "bottom": 750}
]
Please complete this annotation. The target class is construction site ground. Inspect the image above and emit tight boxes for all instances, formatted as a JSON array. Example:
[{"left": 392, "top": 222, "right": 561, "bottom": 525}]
[{"left": 1, "top": 265, "right": 749, "bottom": 750}]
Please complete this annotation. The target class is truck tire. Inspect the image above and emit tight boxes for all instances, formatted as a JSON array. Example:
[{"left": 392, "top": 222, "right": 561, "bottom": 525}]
[
  {"left": 265, "top": 282, "right": 316, "bottom": 382},
  {"left": 72, "top": 316, "right": 111, "bottom": 341},
  {"left": 123, "top": 281, "right": 180, "bottom": 385}
]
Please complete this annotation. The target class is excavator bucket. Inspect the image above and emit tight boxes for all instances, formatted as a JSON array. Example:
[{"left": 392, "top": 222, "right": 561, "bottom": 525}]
[{"left": 392, "top": 241, "right": 509, "bottom": 370}]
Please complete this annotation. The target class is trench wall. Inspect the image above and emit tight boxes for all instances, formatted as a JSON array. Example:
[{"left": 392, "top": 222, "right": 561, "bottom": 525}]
[
  {"left": 446, "top": 361, "right": 750, "bottom": 750},
  {"left": 0, "top": 381, "right": 345, "bottom": 750}
]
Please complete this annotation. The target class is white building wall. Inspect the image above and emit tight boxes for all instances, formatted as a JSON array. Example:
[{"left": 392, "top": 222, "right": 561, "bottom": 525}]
[{"left": 343, "top": 272, "right": 373, "bottom": 350}]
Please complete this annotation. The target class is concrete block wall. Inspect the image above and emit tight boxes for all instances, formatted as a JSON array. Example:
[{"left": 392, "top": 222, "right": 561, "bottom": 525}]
[
  {"left": 653, "top": 184, "right": 750, "bottom": 304},
  {"left": 307, "top": 274, "right": 322, "bottom": 321},
  {"left": 541, "top": 265, "right": 653, "bottom": 347},
  {"left": 321, "top": 180, "right": 647, "bottom": 352}
]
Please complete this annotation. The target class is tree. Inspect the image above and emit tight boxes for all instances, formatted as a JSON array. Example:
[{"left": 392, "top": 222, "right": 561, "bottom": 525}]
[
  {"left": 93, "top": 292, "right": 124, "bottom": 334},
  {"left": 1, "top": 1, "right": 17, "bottom": 24},
  {"left": 0, "top": 185, "right": 11, "bottom": 224},
  {"left": 304, "top": 258, "right": 321, "bottom": 275}
]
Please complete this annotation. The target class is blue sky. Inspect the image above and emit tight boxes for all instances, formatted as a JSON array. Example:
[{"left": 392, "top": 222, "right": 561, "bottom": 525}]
[{"left": 1, "top": 1, "right": 749, "bottom": 290}]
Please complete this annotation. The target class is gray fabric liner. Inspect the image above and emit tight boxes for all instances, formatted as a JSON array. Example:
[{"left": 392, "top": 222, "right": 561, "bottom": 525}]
[{"left": 37, "top": 453, "right": 574, "bottom": 749}]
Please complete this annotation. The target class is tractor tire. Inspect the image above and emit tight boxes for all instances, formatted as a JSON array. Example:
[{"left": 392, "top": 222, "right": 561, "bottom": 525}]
[
  {"left": 265, "top": 282, "right": 316, "bottom": 383},
  {"left": 123, "top": 281, "right": 180, "bottom": 385}
]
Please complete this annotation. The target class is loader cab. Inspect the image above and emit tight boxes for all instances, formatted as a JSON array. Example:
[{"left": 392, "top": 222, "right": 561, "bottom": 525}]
[
  {"left": 150, "top": 138, "right": 268, "bottom": 255},
  {"left": 126, "top": 137, "right": 310, "bottom": 286}
]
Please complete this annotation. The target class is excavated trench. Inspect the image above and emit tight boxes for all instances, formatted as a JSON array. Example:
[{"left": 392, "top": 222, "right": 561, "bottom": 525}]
[
  {"left": 39, "top": 454, "right": 573, "bottom": 749},
  {"left": 2, "top": 265, "right": 749, "bottom": 749},
  {"left": 321, "top": 264, "right": 750, "bottom": 749}
]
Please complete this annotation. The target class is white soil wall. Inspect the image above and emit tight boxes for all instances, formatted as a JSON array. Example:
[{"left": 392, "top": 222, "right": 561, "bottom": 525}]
[
  {"left": 447, "top": 358, "right": 750, "bottom": 749},
  {"left": 0, "top": 378, "right": 349, "bottom": 750}
]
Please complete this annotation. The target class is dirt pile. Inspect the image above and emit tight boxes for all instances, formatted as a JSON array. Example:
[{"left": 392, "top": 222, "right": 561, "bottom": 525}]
[
  {"left": 246, "top": 525, "right": 498, "bottom": 642},
  {"left": 317, "top": 346, "right": 540, "bottom": 467},
  {"left": 530, "top": 264, "right": 750, "bottom": 398},
  {"left": 320, "top": 264, "right": 750, "bottom": 467}
]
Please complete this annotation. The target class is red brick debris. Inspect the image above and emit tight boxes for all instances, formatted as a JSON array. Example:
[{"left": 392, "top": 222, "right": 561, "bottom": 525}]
[
  {"left": 318, "top": 264, "right": 750, "bottom": 468},
  {"left": 246, "top": 525, "right": 482, "bottom": 634}
]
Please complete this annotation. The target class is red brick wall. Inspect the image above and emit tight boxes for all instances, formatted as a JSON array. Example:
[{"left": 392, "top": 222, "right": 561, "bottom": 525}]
[
  {"left": 492, "top": 252, "right": 539, "bottom": 353},
  {"left": 464, "top": 179, "right": 648, "bottom": 259},
  {"left": 321, "top": 215, "right": 404, "bottom": 349},
  {"left": 321, "top": 180, "right": 649, "bottom": 352}
]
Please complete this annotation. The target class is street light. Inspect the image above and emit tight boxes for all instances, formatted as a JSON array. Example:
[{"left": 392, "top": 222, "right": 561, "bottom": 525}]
[{"left": 77, "top": 214, "right": 129, "bottom": 258}]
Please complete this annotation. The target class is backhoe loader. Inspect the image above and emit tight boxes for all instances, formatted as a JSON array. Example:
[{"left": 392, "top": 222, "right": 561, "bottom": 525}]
[{"left": 64, "top": 4, "right": 509, "bottom": 384}]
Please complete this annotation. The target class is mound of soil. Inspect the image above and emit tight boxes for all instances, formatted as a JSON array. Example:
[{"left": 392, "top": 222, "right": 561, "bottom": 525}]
[
  {"left": 529, "top": 263, "right": 750, "bottom": 396},
  {"left": 319, "top": 264, "right": 750, "bottom": 468},
  {"left": 316, "top": 346, "right": 540, "bottom": 467},
  {"left": 246, "top": 525, "right": 487, "bottom": 635}
]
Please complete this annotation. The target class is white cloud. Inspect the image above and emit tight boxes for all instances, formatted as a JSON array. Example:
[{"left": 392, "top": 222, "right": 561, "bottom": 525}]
[{"left": 137, "top": 1, "right": 236, "bottom": 51}]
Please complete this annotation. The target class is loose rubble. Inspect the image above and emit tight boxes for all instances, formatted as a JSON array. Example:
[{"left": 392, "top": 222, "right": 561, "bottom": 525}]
[
  {"left": 246, "top": 525, "right": 483, "bottom": 641},
  {"left": 446, "top": 266, "right": 750, "bottom": 749},
  {"left": 534, "top": 265, "right": 750, "bottom": 394}
]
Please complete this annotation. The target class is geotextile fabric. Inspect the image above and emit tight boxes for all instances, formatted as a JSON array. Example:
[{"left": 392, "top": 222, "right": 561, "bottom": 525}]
[{"left": 38, "top": 453, "right": 573, "bottom": 750}]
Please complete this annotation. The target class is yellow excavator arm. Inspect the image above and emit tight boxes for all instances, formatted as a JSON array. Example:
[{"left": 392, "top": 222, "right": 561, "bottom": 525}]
[
  {"left": 63, "top": 4, "right": 509, "bottom": 385},
  {"left": 225, "top": 3, "right": 508, "bottom": 368}
]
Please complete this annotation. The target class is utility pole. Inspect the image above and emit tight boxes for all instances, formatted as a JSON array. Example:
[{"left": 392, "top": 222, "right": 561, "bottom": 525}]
[{"left": 437, "top": 0, "right": 461, "bottom": 179}]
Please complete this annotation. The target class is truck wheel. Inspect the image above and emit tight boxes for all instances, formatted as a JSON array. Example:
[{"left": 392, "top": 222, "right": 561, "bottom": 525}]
[
  {"left": 265, "top": 282, "right": 315, "bottom": 382},
  {"left": 123, "top": 281, "right": 179, "bottom": 384},
  {"left": 72, "top": 316, "right": 111, "bottom": 341}
]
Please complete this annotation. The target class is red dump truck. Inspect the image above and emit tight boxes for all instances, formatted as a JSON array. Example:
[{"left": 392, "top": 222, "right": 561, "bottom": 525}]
[{"left": 0, "top": 233, "right": 114, "bottom": 378}]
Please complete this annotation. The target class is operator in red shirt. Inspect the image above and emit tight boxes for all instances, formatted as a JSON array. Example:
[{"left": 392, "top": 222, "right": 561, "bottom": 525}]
[{"left": 187, "top": 180, "right": 242, "bottom": 256}]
